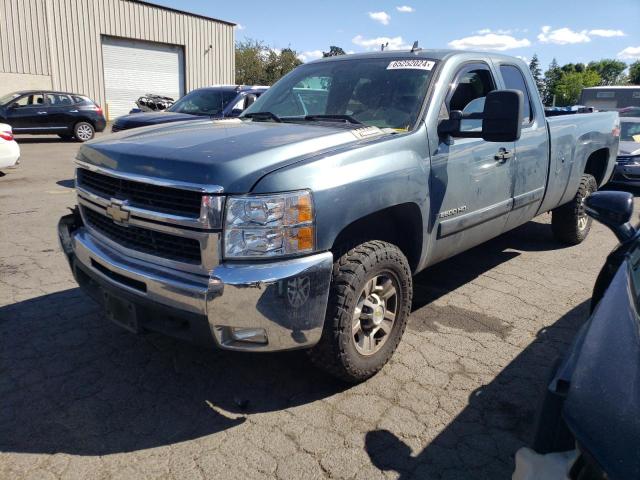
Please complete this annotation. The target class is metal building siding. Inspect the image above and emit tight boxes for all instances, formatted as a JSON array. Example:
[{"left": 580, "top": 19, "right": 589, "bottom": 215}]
[
  {"left": 0, "top": 0, "right": 234, "bottom": 108},
  {"left": 0, "top": 0, "right": 51, "bottom": 75}
]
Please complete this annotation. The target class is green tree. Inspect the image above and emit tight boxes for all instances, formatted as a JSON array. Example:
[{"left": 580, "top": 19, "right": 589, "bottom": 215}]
[
  {"left": 323, "top": 46, "right": 346, "bottom": 57},
  {"left": 542, "top": 58, "right": 562, "bottom": 105},
  {"left": 528, "top": 54, "right": 544, "bottom": 97},
  {"left": 629, "top": 61, "right": 640, "bottom": 85},
  {"left": 586, "top": 59, "right": 627, "bottom": 85},
  {"left": 235, "top": 39, "right": 302, "bottom": 85},
  {"left": 554, "top": 70, "right": 601, "bottom": 106}
]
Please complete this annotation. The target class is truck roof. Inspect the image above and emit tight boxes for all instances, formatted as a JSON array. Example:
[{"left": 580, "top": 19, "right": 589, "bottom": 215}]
[{"left": 307, "top": 48, "right": 526, "bottom": 65}]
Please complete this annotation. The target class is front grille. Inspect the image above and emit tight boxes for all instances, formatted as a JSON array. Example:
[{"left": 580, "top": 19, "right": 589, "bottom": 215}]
[
  {"left": 77, "top": 168, "right": 203, "bottom": 217},
  {"left": 83, "top": 207, "right": 201, "bottom": 264}
]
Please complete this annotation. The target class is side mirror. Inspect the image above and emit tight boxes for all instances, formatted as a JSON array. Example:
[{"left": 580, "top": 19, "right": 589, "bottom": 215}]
[
  {"left": 230, "top": 108, "right": 244, "bottom": 117},
  {"left": 245, "top": 94, "right": 257, "bottom": 108},
  {"left": 481, "top": 90, "right": 523, "bottom": 142},
  {"left": 585, "top": 191, "right": 636, "bottom": 242},
  {"left": 9, "top": 103, "right": 19, "bottom": 109},
  {"left": 437, "top": 89, "right": 523, "bottom": 142}
]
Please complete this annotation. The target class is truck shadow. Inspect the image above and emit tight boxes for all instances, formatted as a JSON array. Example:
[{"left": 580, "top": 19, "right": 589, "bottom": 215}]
[
  {"left": 0, "top": 288, "right": 347, "bottom": 456},
  {"left": 413, "top": 217, "right": 563, "bottom": 310},
  {"left": 365, "top": 300, "right": 589, "bottom": 479},
  {"left": 0, "top": 217, "right": 576, "bottom": 457}
]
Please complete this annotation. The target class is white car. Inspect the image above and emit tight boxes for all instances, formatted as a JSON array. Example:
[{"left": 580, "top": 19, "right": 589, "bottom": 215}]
[{"left": 0, "top": 123, "right": 20, "bottom": 171}]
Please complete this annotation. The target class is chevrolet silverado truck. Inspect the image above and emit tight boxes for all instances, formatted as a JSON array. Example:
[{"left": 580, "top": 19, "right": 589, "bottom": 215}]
[{"left": 58, "top": 50, "right": 619, "bottom": 382}]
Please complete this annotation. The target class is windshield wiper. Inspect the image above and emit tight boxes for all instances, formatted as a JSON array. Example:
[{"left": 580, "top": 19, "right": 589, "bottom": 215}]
[
  {"left": 303, "top": 114, "right": 363, "bottom": 125},
  {"left": 243, "top": 111, "right": 282, "bottom": 123}
]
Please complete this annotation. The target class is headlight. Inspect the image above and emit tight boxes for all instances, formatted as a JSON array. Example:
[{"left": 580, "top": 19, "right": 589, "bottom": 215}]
[{"left": 224, "top": 190, "right": 315, "bottom": 258}]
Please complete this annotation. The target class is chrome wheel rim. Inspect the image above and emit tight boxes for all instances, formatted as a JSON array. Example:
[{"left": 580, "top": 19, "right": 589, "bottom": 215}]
[
  {"left": 578, "top": 195, "right": 589, "bottom": 230},
  {"left": 76, "top": 124, "right": 93, "bottom": 140},
  {"left": 352, "top": 273, "right": 398, "bottom": 356}
]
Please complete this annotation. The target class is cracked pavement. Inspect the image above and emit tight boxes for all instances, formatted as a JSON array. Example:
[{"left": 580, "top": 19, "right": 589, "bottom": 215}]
[{"left": 0, "top": 135, "right": 631, "bottom": 479}]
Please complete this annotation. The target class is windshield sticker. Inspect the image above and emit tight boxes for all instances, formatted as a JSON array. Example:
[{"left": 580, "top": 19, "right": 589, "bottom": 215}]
[{"left": 387, "top": 60, "right": 435, "bottom": 71}]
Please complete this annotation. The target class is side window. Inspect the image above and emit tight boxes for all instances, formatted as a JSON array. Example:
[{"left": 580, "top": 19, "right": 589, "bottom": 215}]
[
  {"left": 447, "top": 65, "right": 495, "bottom": 132},
  {"left": 15, "top": 93, "right": 44, "bottom": 107},
  {"left": 499, "top": 65, "right": 532, "bottom": 123},
  {"left": 46, "top": 93, "right": 73, "bottom": 106}
]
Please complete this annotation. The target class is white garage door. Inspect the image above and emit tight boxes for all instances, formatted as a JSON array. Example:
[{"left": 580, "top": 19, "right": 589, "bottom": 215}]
[{"left": 102, "top": 37, "right": 185, "bottom": 119}]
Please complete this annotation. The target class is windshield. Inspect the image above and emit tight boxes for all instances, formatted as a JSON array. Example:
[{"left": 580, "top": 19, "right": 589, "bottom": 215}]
[
  {"left": 168, "top": 89, "right": 238, "bottom": 116},
  {"left": 0, "top": 92, "right": 21, "bottom": 106},
  {"left": 621, "top": 120, "right": 640, "bottom": 143},
  {"left": 242, "top": 57, "right": 436, "bottom": 130}
]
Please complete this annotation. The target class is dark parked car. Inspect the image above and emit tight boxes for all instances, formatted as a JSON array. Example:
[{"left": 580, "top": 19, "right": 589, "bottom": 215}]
[
  {"left": 111, "top": 85, "right": 269, "bottom": 132},
  {"left": 0, "top": 90, "right": 107, "bottom": 141},
  {"left": 515, "top": 190, "right": 640, "bottom": 480}
]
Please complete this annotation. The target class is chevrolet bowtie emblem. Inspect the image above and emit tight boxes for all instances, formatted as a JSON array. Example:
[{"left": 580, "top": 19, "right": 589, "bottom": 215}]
[{"left": 105, "top": 199, "right": 131, "bottom": 224}]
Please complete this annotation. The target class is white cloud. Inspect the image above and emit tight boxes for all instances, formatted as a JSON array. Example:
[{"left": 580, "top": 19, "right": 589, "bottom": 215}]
[
  {"left": 297, "top": 50, "right": 324, "bottom": 62},
  {"left": 588, "top": 29, "right": 625, "bottom": 37},
  {"left": 352, "top": 35, "right": 411, "bottom": 51},
  {"left": 516, "top": 55, "right": 529, "bottom": 64},
  {"left": 368, "top": 11, "right": 390, "bottom": 25},
  {"left": 537, "top": 26, "right": 590, "bottom": 44},
  {"left": 236, "top": 23, "right": 245, "bottom": 30},
  {"left": 448, "top": 33, "right": 531, "bottom": 51},
  {"left": 618, "top": 46, "right": 640, "bottom": 60},
  {"left": 396, "top": 5, "right": 414, "bottom": 12}
]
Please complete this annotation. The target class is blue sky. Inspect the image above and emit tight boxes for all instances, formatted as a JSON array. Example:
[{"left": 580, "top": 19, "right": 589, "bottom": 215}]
[{"left": 151, "top": 0, "right": 640, "bottom": 69}]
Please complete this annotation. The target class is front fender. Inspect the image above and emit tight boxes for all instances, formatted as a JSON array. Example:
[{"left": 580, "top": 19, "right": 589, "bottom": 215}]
[{"left": 251, "top": 126, "right": 431, "bottom": 257}]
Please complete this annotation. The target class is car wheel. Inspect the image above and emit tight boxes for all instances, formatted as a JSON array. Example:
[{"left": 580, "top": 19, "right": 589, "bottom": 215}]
[
  {"left": 74, "top": 122, "right": 95, "bottom": 142},
  {"left": 308, "top": 240, "right": 412, "bottom": 383},
  {"left": 58, "top": 134, "right": 74, "bottom": 141},
  {"left": 551, "top": 174, "right": 597, "bottom": 245}
]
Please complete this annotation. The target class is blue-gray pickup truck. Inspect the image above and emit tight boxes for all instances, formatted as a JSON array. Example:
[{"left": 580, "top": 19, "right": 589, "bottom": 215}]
[{"left": 58, "top": 50, "right": 620, "bottom": 382}]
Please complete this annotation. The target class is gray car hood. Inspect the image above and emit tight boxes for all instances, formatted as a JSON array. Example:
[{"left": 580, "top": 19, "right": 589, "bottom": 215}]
[
  {"left": 619, "top": 141, "right": 640, "bottom": 156},
  {"left": 78, "top": 119, "right": 381, "bottom": 193}
]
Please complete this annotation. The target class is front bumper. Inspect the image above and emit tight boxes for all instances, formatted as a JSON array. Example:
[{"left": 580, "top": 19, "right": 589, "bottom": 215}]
[
  {"left": 609, "top": 163, "right": 640, "bottom": 185},
  {"left": 58, "top": 213, "right": 333, "bottom": 351}
]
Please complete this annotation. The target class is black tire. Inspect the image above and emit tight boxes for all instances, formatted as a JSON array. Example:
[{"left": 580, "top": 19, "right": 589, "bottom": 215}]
[
  {"left": 73, "top": 121, "right": 95, "bottom": 142},
  {"left": 308, "top": 240, "right": 412, "bottom": 383},
  {"left": 551, "top": 174, "right": 597, "bottom": 245},
  {"left": 58, "top": 134, "right": 74, "bottom": 141}
]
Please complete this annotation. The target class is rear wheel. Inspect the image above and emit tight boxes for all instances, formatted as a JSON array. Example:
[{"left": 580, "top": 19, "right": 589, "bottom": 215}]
[
  {"left": 74, "top": 122, "right": 95, "bottom": 142},
  {"left": 551, "top": 174, "right": 597, "bottom": 245},
  {"left": 308, "top": 241, "right": 412, "bottom": 383}
]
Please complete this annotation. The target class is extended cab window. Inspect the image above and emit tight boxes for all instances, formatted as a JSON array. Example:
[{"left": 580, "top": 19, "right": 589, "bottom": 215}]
[
  {"left": 499, "top": 65, "right": 533, "bottom": 123},
  {"left": 243, "top": 58, "right": 436, "bottom": 130},
  {"left": 447, "top": 65, "right": 495, "bottom": 132}
]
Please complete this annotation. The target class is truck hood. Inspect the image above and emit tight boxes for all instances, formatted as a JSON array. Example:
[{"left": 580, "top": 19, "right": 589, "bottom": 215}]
[
  {"left": 79, "top": 119, "right": 381, "bottom": 193},
  {"left": 113, "top": 111, "right": 203, "bottom": 130}
]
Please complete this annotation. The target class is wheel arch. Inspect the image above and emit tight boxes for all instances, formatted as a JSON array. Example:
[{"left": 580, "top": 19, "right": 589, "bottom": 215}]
[
  {"left": 583, "top": 147, "right": 611, "bottom": 187},
  {"left": 330, "top": 202, "right": 423, "bottom": 273}
]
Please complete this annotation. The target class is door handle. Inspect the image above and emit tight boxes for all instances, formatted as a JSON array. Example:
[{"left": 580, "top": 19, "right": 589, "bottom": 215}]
[
  {"left": 494, "top": 148, "right": 513, "bottom": 163},
  {"left": 37, "top": 111, "right": 47, "bottom": 115},
  {"left": 69, "top": 109, "right": 79, "bottom": 113}
]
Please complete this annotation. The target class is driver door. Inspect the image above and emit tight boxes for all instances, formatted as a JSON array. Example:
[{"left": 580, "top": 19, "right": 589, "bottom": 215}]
[
  {"left": 429, "top": 62, "right": 515, "bottom": 263},
  {"left": 5, "top": 93, "right": 46, "bottom": 131}
]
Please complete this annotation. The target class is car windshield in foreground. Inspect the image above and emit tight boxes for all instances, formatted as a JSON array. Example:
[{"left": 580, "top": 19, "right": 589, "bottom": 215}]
[
  {"left": 0, "top": 92, "right": 21, "bottom": 106},
  {"left": 621, "top": 120, "right": 640, "bottom": 142},
  {"left": 168, "top": 89, "right": 238, "bottom": 116},
  {"left": 242, "top": 57, "right": 437, "bottom": 130}
]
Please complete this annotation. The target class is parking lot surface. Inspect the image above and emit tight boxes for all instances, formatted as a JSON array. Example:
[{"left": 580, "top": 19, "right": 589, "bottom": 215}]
[{"left": 0, "top": 135, "right": 629, "bottom": 479}]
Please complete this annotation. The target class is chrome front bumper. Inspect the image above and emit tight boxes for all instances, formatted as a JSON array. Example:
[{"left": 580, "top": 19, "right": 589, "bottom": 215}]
[{"left": 58, "top": 215, "right": 333, "bottom": 352}]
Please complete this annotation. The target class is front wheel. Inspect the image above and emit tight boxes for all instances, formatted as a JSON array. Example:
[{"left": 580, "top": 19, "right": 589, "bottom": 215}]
[
  {"left": 551, "top": 174, "right": 597, "bottom": 245},
  {"left": 74, "top": 122, "right": 95, "bottom": 142},
  {"left": 308, "top": 241, "right": 412, "bottom": 383}
]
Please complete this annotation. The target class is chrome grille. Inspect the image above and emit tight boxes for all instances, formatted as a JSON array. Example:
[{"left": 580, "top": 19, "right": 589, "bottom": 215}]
[
  {"left": 83, "top": 207, "right": 202, "bottom": 264},
  {"left": 77, "top": 168, "right": 203, "bottom": 217}
]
